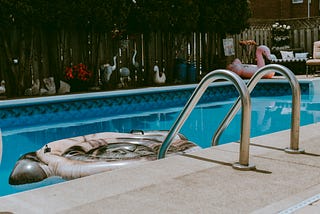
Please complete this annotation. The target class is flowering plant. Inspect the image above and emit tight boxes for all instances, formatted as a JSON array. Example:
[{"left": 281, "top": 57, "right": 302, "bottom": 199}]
[
  {"left": 65, "top": 63, "right": 92, "bottom": 82},
  {"left": 239, "top": 40, "right": 257, "bottom": 63},
  {"left": 271, "top": 22, "right": 291, "bottom": 51},
  {"left": 239, "top": 40, "right": 256, "bottom": 46},
  {"left": 272, "top": 22, "right": 291, "bottom": 33}
]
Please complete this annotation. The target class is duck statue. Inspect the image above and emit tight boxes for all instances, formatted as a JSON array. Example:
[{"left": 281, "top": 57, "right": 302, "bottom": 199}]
[
  {"left": 153, "top": 65, "right": 166, "bottom": 84},
  {"left": 227, "top": 45, "right": 273, "bottom": 79}
]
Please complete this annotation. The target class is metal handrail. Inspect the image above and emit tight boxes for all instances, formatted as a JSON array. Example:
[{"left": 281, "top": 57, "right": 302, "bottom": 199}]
[
  {"left": 212, "top": 64, "right": 304, "bottom": 154},
  {"left": 0, "top": 129, "right": 2, "bottom": 165},
  {"left": 158, "top": 69, "right": 255, "bottom": 170}
]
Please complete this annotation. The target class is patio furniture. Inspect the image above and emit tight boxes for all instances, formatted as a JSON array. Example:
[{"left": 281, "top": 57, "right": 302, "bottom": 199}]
[
  {"left": 270, "top": 48, "right": 308, "bottom": 75},
  {"left": 306, "top": 41, "right": 320, "bottom": 76}
]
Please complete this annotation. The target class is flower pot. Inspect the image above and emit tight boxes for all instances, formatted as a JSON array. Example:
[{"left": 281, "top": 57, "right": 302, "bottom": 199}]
[{"left": 69, "top": 80, "right": 90, "bottom": 92}]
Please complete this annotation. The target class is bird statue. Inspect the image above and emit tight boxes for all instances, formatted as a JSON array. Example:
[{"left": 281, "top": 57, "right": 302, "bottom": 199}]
[
  {"left": 153, "top": 64, "right": 166, "bottom": 84},
  {"left": 41, "top": 77, "right": 56, "bottom": 95},
  {"left": 227, "top": 45, "right": 273, "bottom": 79},
  {"left": 24, "top": 79, "right": 40, "bottom": 96},
  {"left": 101, "top": 56, "right": 117, "bottom": 87},
  {"left": 132, "top": 49, "right": 139, "bottom": 69},
  {"left": 57, "top": 80, "right": 71, "bottom": 94},
  {"left": 119, "top": 67, "right": 131, "bottom": 88},
  {"left": 0, "top": 80, "right": 5, "bottom": 95},
  {"left": 132, "top": 49, "right": 140, "bottom": 85}
]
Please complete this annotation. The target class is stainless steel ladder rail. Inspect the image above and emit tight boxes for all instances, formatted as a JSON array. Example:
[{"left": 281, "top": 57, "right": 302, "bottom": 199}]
[
  {"left": 158, "top": 69, "right": 255, "bottom": 170},
  {"left": 212, "top": 64, "right": 304, "bottom": 154},
  {"left": 0, "top": 129, "right": 2, "bottom": 165}
]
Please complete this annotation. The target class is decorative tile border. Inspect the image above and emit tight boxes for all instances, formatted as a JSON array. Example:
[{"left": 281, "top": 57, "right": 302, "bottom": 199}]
[{"left": 0, "top": 81, "right": 311, "bottom": 130}]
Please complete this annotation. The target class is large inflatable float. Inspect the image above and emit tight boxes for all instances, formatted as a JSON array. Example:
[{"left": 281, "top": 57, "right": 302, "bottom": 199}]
[
  {"left": 9, "top": 130, "right": 200, "bottom": 185},
  {"left": 227, "top": 45, "right": 274, "bottom": 79}
]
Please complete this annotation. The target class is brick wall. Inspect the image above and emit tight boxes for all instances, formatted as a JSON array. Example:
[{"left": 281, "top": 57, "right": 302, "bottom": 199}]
[{"left": 251, "top": 0, "right": 319, "bottom": 19}]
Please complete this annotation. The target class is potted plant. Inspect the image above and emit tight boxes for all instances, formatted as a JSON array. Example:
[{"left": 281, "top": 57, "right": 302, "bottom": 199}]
[
  {"left": 65, "top": 63, "right": 92, "bottom": 92},
  {"left": 271, "top": 22, "right": 291, "bottom": 51}
]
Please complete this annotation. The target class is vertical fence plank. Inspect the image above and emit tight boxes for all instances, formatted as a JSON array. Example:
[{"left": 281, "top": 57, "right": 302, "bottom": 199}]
[
  {"left": 304, "top": 29, "right": 310, "bottom": 51},
  {"left": 293, "top": 29, "right": 299, "bottom": 49},
  {"left": 303, "top": 29, "right": 309, "bottom": 53}
]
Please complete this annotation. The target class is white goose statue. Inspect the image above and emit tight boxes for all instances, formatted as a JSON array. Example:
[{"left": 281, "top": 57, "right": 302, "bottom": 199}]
[{"left": 153, "top": 65, "right": 166, "bottom": 84}]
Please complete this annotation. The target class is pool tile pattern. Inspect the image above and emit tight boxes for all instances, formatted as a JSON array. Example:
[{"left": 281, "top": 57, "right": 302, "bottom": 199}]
[{"left": 0, "top": 82, "right": 310, "bottom": 130}]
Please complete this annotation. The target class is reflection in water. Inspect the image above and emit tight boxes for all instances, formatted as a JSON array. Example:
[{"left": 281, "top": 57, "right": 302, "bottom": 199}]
[
  {"left": 1, "top": 96, "right": 320, "bottom": 196},
  {"left": 0, "top": 129, "right": 2, "bottom": 165}
]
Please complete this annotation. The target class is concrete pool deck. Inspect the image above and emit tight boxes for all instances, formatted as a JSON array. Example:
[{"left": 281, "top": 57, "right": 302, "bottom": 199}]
[{"left": 0, "top": 122, "right": 319, "bottom": 213}]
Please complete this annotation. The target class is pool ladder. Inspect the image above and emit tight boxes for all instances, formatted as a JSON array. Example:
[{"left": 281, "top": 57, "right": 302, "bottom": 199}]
[
  {"left": 213, "top": 64, "right": 304, "bottom": 154},
  {"left": 0, "top": 129, "right": 2, "bottom": 165},
  {"left": 158, "top": 64, "right": 304, "bottom": 170}
]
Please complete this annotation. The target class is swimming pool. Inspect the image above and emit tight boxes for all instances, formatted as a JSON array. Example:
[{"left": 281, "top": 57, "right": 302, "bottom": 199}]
[{"left": 0, "top": 79, "right": 319, "bottom": 197}]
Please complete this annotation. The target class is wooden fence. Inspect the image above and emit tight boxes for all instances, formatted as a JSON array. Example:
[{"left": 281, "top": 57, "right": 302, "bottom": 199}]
[
  {"left": 234, "top": 17, "right": 320, "bottom": 61},
  {"left": 0, "top": 30, "right": 226, "bottom": 97},
  {"left": 1, "top": 17, "right": 320, "bottom": 97}
]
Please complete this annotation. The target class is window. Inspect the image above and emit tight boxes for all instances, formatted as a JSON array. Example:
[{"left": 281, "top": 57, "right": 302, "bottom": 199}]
[{"left": 292, "top": 0, "right": 303, "bottom": 3}]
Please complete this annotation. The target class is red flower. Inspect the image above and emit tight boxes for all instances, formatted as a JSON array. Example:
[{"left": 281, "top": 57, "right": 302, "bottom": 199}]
[
  {"left": 65, "top": 63, "right": 92, "bottom": 81},
  {"left": 239, "top": 40, "right": 257, "bottom": 46}
]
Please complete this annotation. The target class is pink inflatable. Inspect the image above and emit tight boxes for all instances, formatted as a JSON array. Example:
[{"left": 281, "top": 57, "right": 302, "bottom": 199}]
[{"left": 227, "top": 45, "right": 273, "bottom": 79}]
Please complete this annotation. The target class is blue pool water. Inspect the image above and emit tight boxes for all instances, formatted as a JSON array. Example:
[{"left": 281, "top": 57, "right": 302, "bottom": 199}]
[{"left": 0, "top": 91, "right": 319, "bottom": 197}]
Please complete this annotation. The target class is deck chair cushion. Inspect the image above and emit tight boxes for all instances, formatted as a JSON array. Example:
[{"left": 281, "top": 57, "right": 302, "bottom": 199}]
[
  {"left": 295, "top": 52, "right": 308, "bottom": 59},
  {"left": 280, "top": 51, "right": 294, "bottom": 60},
  {"left": 313, "top": 41, "right": 320, "bottom": 59}
]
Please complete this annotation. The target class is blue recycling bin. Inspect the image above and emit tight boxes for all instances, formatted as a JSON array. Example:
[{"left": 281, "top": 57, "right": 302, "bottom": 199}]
[
  {"left": 175, "top": 59, "right": 187, "bottom": 83},
  {"left": 187, "top": 63, "right": 197, "bottom": 83}
]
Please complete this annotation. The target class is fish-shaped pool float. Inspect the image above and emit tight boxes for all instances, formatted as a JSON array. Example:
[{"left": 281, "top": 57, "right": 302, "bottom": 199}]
[{"left": 9, "top": 130, "right": 200, "bottom": 185}]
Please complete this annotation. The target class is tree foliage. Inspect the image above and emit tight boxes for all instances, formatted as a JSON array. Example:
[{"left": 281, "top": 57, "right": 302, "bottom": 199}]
[
  {"left": 0, "top": 0, "right": 251, "bottom": 97},
  {"left": 0, "top": 0, "right": 251, "bottom": 34},
  {"left": 127, "top": 0, "right": 199, "bottom": 33},
  {"left": 198, "top": 0, "right": 251, "bottom": 34}
]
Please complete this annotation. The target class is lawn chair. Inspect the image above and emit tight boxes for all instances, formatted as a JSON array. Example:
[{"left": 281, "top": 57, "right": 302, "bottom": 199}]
[{"left": 306, "top": 41, "right": 320, "bottom": 76}]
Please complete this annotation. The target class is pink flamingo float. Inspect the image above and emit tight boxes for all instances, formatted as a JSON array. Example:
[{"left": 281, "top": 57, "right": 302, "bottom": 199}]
[{"left": 227, "top": 45, "right": 274, "bottom": 79}]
